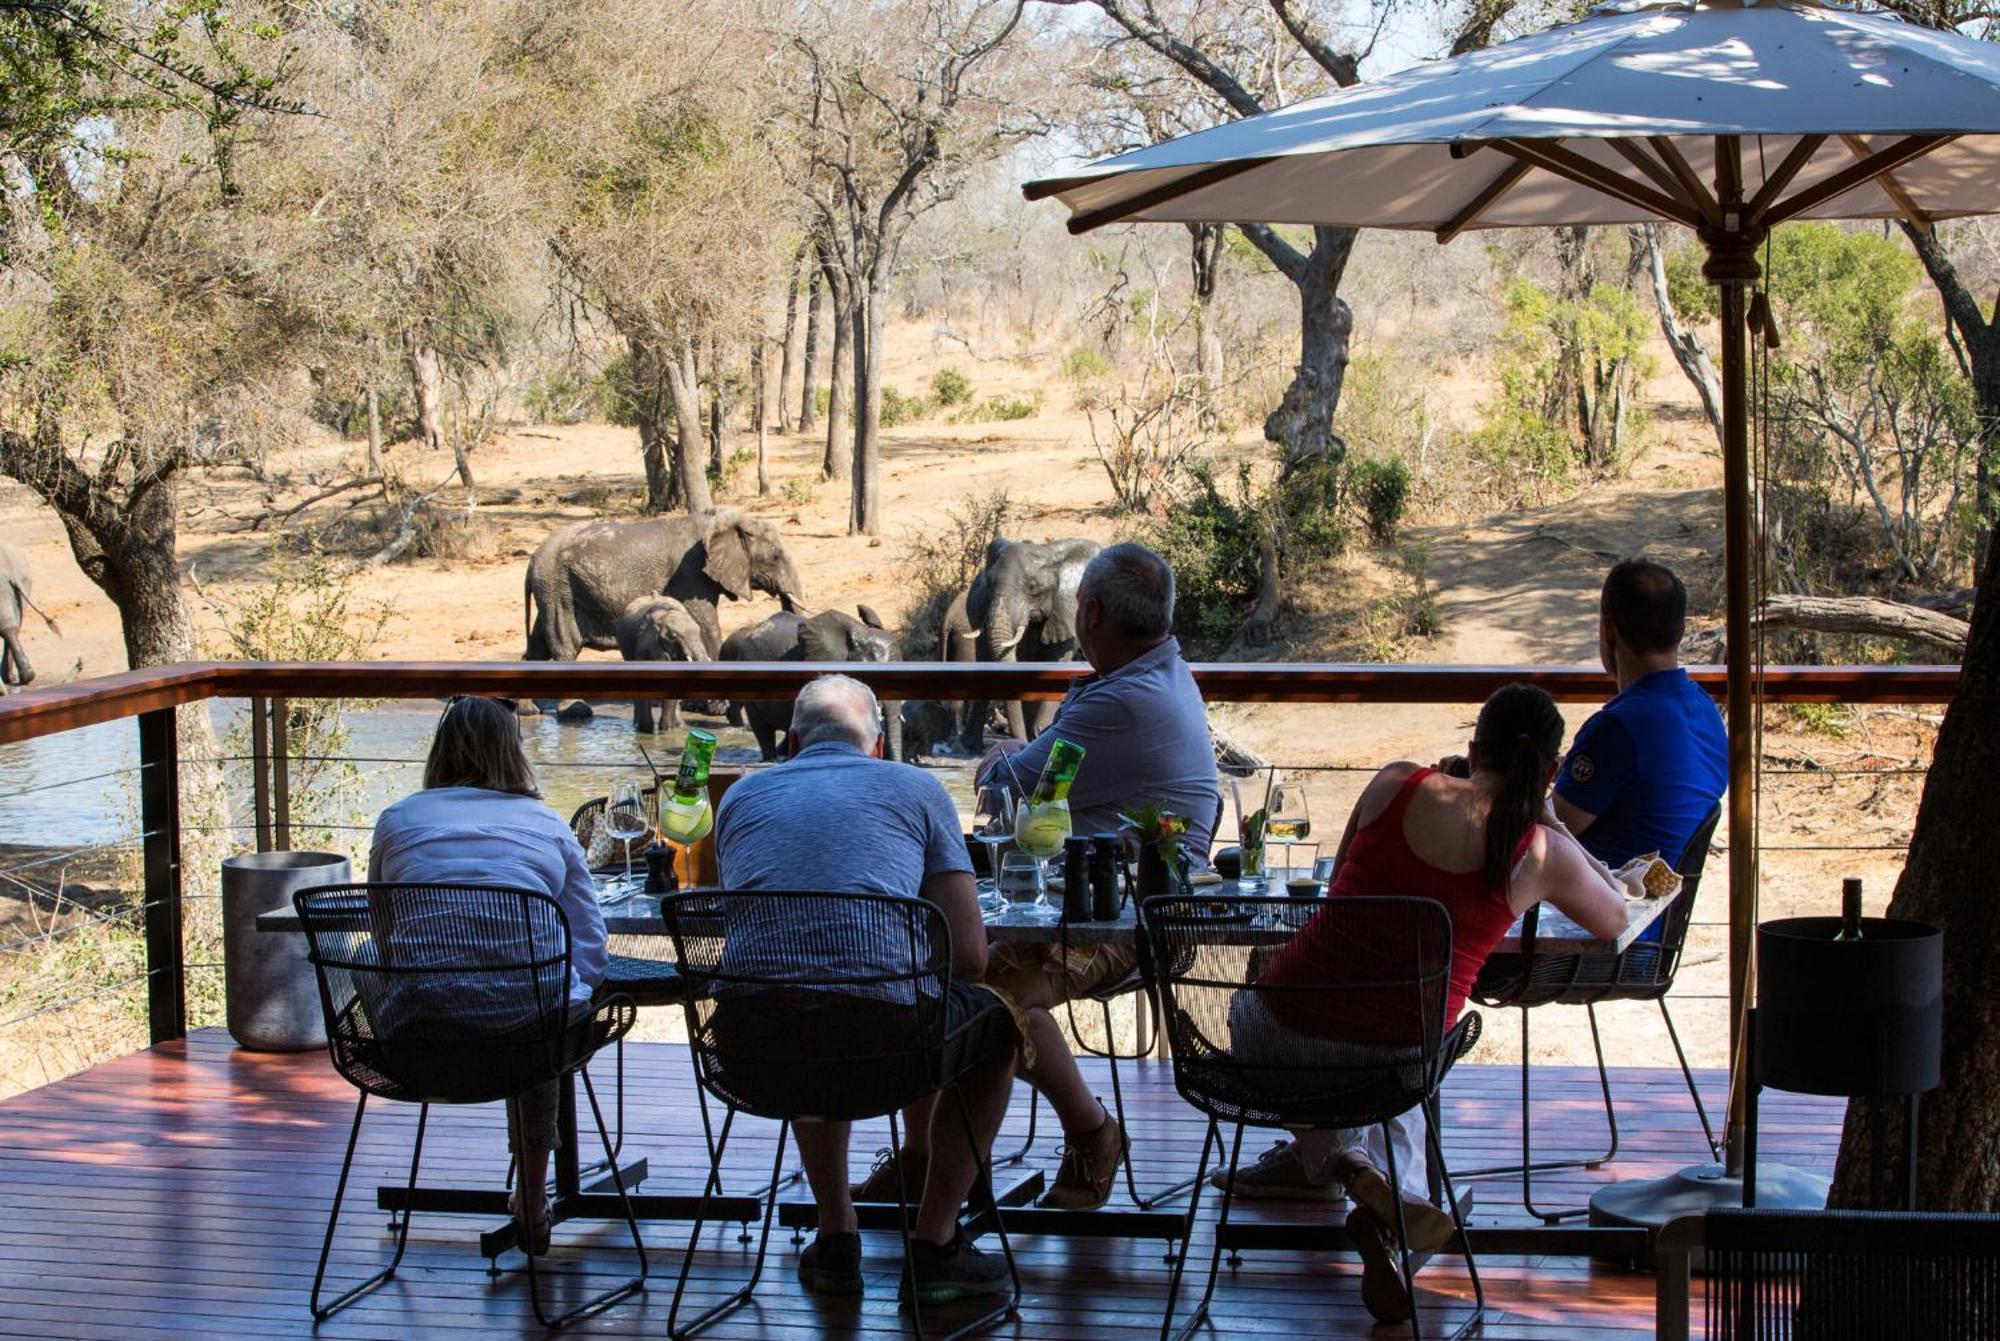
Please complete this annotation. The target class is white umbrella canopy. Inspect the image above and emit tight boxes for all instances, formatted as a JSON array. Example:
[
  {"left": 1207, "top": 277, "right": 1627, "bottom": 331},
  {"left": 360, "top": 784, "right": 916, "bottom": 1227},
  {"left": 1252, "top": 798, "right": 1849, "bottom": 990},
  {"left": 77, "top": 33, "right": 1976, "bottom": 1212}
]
[
  {"left": 1026, "top": 0, "right": 2000, "bottom": 1197},
  {"left": 1028, "top": 0, "right": 2000, "bottom": 239}
]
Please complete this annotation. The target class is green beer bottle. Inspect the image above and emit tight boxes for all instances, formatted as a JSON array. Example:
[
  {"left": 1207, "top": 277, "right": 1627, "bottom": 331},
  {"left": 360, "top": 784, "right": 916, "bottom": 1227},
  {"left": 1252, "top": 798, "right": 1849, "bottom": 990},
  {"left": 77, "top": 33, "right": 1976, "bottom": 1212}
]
[
  {"left": 1014, "top": 738, "right": 1084, "bottom": 859},
  {"left": 658, "top": 728, "right": 717, "bottom": 846}
]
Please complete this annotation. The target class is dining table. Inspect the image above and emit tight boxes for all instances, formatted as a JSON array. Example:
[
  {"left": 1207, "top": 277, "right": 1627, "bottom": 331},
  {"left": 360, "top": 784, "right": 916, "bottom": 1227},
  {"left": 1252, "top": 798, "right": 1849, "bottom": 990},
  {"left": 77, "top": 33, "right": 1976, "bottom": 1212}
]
[{"left": 257, "top": 875, "right": 1683, "bottom": 1254}]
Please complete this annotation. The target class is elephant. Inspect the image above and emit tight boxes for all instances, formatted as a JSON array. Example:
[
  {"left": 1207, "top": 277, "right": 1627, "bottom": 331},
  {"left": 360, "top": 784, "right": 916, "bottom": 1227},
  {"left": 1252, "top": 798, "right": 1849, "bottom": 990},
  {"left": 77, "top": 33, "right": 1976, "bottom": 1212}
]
[
  {"left": 955, "top": 536, "right": 1101, "bottom": 751},
  {"left": 522, "top": 508, "right": 805, "bottom": 714},
  {"left": 0, "top": 543, "right": 48, "bottom": 695},
  {"left": 720, "top": 606, "right": 903, "bottom": 762},
  {"left": 897, "top": 700, "right": 958, "bottom": 762},
  {"left": 615, "top": 595, "right": 709, "bottom": 733}
]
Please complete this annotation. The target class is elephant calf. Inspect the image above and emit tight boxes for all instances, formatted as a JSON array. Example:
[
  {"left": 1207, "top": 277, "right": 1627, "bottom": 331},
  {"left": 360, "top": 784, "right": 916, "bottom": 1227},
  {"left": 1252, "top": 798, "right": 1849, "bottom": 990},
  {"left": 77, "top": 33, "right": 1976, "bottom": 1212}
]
[
  {"left": 0, "top": 543, "right": 50, "bottom": 696},
  {"left": 616, "top": 596, "right": 709, "bottom": 733},
  {"left": 720, "top": 606, "right": 904, "bottom": 761}
]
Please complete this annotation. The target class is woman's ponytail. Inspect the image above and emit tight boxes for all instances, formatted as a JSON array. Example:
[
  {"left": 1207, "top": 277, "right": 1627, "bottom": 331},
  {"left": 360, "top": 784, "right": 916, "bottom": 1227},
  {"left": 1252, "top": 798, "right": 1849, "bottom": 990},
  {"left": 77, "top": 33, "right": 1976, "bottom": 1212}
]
[{"left": 1473, "top": 685, "right": 1565, "bottom": 892}]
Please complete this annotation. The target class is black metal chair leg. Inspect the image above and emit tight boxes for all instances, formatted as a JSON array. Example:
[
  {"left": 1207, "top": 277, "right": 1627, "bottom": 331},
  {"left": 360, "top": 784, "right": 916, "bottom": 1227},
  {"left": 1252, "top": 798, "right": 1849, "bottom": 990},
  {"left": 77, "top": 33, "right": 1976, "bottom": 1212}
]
[
  {"left": 1660, "top": 997, "right": 1721, "bottom": 1160},
  {"left": 1157, "top": 1117, "right": 1224, "bottom": 1341},
  {"left": 1381, "top": 1119, "right": 1427, "bottom": 1341},
  {"left": 667, "top": 1110, "right": 786, "bottom": 1340},
  {"left": 1425, "top": 1096, "right": 1487, "bottom": 1341},
  {"left": 1460, "top": 1006, "right": 1618, "bottom": 1203},
  {"left": 311, "top": 1094, "right": 426, "bottom": 1321},
  {"left": 996, "top": 1082, "right": 1039, "bottom": 1166},
  {"left": 1105, "top": 1000, "right": 1197, "bottom": 1211},
  {"left": 524, "top": 1071, "right": 650, "bottom": 1329},
  {"left": 905, "top": 1089, "right": 1022, "bottom": 1341}
]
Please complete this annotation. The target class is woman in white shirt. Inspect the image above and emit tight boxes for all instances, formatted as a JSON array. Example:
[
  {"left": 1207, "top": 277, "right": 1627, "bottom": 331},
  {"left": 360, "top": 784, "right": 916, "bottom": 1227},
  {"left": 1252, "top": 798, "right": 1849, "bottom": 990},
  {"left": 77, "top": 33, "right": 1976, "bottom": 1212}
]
[{"left": 368, "top": 695, "right": 605, "bottom": 1253}]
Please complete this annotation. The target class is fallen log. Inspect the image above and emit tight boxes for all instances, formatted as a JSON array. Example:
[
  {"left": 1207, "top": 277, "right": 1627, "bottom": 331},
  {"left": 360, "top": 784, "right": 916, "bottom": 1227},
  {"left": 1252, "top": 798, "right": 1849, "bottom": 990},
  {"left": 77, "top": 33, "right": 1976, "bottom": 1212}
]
[{"left": 1689, "top": 593, "right": 1969, "bottom": 659}]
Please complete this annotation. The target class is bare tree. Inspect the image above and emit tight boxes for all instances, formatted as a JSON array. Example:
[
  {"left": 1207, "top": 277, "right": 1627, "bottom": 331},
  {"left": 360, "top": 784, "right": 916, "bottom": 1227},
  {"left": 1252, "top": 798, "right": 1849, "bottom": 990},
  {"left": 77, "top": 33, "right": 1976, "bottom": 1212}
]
[
  {"left": 531, "top": 0, "right": 790, "bottom": 514},
  {"left": 1049, "top": 0, "right": 1529, "bottom": 470},
  {"left": 786, "top": 0, "right": 1033, "bottom": 535}
]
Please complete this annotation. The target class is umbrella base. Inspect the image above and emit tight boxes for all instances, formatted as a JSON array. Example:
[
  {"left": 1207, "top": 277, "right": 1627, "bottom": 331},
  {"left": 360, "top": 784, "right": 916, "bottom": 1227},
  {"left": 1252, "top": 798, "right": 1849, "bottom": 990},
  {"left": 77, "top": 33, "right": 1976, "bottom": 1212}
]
[{"left": 1587, "top": 1161, "right": 1830, "bottom": 1268}]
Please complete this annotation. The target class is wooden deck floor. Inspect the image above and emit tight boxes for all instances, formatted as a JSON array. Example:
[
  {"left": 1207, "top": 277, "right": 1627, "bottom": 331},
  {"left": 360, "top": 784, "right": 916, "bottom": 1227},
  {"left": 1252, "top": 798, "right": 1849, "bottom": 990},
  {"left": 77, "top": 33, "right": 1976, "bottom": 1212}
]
[{"left": 0, "top": 1028, "right": 1845, "bottom": 1340}]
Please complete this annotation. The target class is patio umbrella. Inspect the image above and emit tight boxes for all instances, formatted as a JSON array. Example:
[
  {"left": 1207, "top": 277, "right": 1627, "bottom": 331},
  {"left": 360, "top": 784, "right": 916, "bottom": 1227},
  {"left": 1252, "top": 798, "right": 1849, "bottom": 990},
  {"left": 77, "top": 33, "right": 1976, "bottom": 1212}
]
[{"left": 1025, "top": 0, "right": 2000, "bottom": 1215}]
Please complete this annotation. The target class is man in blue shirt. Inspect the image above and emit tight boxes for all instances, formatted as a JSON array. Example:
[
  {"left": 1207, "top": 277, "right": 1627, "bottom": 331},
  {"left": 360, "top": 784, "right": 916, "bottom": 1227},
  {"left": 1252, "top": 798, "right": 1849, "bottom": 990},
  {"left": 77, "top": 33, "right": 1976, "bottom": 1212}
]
[
  {"left": 1554, "top": 559, "right": 1727, "bottom": 885},
  {"left": 714, "top": 675, "right": 1018, "bottom": 1305}
]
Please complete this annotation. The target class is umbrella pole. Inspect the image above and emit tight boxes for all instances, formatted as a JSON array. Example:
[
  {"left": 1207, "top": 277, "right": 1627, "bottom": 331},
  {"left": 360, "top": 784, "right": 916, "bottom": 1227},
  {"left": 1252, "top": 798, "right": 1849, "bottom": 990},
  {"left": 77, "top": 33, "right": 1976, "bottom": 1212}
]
[{"left": 1717, "top": 270, "right": 1756, "bottom": 1178}]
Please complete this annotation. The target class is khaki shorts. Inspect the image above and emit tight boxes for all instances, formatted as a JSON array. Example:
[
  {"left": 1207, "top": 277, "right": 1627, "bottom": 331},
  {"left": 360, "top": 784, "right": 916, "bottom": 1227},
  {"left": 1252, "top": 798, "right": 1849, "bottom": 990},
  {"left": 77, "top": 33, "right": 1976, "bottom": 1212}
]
[{"left": 981, "top": 943, "right": 1141, "bottom": 1068}]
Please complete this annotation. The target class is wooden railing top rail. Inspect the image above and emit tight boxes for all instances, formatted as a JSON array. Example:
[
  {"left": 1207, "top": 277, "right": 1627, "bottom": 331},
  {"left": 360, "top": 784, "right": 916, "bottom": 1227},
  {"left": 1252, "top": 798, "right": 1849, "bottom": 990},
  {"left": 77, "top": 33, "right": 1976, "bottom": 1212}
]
[{"left": 0, "top": 660, "right": 1959, "bottom": 747}]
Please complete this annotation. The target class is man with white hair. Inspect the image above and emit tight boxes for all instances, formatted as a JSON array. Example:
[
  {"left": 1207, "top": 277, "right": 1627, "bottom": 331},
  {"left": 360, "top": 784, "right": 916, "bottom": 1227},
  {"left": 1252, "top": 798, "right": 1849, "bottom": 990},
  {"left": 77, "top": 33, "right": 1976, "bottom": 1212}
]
[{"left": 713, "top": 674, "right": 1018, "bottom": 1305}]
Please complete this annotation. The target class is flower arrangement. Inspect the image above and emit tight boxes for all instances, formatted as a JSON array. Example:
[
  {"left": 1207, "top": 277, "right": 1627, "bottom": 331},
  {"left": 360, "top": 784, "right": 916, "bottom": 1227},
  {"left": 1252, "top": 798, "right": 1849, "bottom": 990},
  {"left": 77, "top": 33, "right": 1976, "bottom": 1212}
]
[{"left": 1121, "top": 802, "right": 1191, "bottom": 868}]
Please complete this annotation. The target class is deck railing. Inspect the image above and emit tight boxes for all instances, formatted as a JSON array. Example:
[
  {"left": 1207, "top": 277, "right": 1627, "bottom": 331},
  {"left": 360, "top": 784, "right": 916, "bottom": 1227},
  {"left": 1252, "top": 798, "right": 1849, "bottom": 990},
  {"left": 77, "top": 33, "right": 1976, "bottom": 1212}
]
[{"left": 0, "top": 660, "right": 1960, "bottom": 1074}]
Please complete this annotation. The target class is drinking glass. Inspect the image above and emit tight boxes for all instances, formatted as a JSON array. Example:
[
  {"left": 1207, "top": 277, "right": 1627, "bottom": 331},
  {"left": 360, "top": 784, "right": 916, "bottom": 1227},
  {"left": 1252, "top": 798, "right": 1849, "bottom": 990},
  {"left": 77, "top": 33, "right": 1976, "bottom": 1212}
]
[
  {"left": 605, "top": 782, "right": 649, "bottom": 896},
  {"left": 998, "top": 848, "right": 1056, "bottom": 924},
  {"left": 1266, "top": 781, "right": 1312, "bottom": 882},
  {"left": 973, "top": 784, "right": 1015, "bottom": 915},
  {"left": 1230, "top": 778, "right": 1268, "bottom": 892}
]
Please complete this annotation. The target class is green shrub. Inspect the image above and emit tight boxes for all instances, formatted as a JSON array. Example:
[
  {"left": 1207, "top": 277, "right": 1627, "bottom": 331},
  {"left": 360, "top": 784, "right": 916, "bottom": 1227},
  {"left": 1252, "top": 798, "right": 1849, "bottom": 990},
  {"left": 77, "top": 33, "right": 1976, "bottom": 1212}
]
[
  {"left": 783, "top": 475, "right": 815, "bottom": 506},
  {"left": 1349, "top": 456, "right": 1411, "bottom": 545},
  {"left": 601, "top": 353, "right": 640, "bottom": 428},
  {"left": 880, "top": 384, "right": 930, "bottom": 427},
  {"left": 812, "top": 386, "right": 832, "bottom": 419},
  {"left": 1061, "top": 347, "right": 1113, "bottom": 383},
  {"left": 931, "top": 367, "right": 974, "bottom": 407},
  {"left": 967, "top": 390, "right": 1043, "bottom": 422}
]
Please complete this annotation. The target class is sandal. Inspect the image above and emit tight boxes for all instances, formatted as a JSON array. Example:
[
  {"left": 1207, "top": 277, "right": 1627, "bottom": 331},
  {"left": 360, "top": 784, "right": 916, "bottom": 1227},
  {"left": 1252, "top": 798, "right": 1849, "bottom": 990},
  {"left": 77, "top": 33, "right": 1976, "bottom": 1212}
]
[{"left": 509, "top": 1189, "right": 554, "bottom": 1256}]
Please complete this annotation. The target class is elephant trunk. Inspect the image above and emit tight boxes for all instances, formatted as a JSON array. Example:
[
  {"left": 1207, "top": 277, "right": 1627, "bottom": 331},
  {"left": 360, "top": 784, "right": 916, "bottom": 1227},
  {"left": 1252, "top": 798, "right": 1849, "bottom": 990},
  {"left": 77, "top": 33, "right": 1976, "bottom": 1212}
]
[{"left": 883, "top": 697, "right": 904, "bottom": 763}]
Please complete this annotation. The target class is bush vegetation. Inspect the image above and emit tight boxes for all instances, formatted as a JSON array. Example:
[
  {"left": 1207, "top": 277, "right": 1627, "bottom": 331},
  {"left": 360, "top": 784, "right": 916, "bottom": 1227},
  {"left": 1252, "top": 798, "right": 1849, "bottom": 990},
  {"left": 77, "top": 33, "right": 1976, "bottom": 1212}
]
[{"left": 897, "top": 487, "right": 1014, "bottom": 658}]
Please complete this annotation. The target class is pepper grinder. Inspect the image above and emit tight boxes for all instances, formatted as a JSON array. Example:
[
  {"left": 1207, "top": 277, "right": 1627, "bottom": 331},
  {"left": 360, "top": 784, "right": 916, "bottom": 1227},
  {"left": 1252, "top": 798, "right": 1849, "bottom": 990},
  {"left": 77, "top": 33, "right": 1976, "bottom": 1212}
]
[
  {"left": 1062, "top": 836, "right": 1093, "bottom": 921},
  {"left": 1089, "top": 833, "right": 1123, "bottom": 920}
]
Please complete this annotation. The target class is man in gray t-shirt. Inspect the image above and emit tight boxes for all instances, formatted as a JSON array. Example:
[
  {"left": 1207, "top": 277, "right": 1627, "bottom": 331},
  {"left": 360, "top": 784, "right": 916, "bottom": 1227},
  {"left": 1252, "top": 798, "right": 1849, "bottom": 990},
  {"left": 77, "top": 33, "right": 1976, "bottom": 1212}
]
[{"left": 710, "top": 675, "right": 1017, "bottom": 1304}]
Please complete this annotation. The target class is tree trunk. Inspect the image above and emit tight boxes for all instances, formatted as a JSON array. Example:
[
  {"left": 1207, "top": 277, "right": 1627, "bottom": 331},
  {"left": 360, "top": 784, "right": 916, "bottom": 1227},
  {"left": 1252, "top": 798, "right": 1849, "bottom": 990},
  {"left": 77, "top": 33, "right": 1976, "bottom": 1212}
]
[
  {"left": 752, "top": 336, "right": 771, "bottom": 495},
  {"left": 799, "top": 258, "right": 825, "bottom": 434},
  {"left": 1753, "top": 594, "right": 1968, "bottom": 658},
  {"left": 1830, "top": 533, "right": 2000, "bottom": 1210},
  {"left": 822, "top": 262, "right": 852, "bottom": 483},
  {"left": 776, "top": 243, "right": 805, "bottom": 434},
  {"left": 400, "top": 328, "right": 445, "bottom": 455},
  {"left": 1189, "top": 223, "right": 1225, "bottom": 432},
  {"left": 663, "top": 335, "right": 713, "bottom": 515},
  {"left": 705, "top": 332, "right": 728, "bottom": 484},
  {"left": 628, "top": 335, "right": 683, "bottom": 513},
  {"left": 850, "top": 277, "right": 885, "bottom": 536},
  {"left": 1264, "top": 228, "right": 1358, "bottom": 474},
  {"left": 363, "top": 386, "right": 383, "bottom": 477},
  {"left": 1642, "top": 224, "right": 1724, "bottom": 447}
]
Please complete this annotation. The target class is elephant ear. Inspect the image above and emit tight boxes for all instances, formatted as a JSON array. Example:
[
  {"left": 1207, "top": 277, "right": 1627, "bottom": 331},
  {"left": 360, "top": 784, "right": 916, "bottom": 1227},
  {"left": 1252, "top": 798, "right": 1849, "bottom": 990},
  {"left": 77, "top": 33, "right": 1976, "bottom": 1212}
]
[
  {"left": 856, "top": 603, "right": 887, "bottom": 630},
  {"left": 798, "top": 615, "right": 848, "bottom": 663},
  {"left": 702, "top": 521, "right": 752, "bottom": 599},
  {"left": 665, "top": 604, "right": 708, "bottom": 660},
  {"left": 1042, "top": 552, "right": 1090, "bottom": 646}
]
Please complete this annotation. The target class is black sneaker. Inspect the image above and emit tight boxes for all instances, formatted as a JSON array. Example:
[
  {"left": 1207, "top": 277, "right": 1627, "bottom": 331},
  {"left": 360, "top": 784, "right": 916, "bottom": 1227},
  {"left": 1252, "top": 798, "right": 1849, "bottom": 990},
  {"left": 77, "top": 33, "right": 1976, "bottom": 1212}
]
[
  {"left": 797, "top": 1231, "right": 864, "bottom": 1297},
  {"left": 899, "top": 1230, "right": 1013, "bottom": 1306}
]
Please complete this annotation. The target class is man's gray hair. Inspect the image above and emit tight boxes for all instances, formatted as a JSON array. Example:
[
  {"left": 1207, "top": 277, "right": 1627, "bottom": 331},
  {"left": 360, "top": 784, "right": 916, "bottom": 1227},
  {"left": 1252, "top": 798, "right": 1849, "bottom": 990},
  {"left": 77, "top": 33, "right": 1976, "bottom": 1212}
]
[
  {"left": 1083, "top": 542, "right": 1175, "bottom": 638},
  {"left": 790, "top": 673, "right": 883, "bottom": 749}
]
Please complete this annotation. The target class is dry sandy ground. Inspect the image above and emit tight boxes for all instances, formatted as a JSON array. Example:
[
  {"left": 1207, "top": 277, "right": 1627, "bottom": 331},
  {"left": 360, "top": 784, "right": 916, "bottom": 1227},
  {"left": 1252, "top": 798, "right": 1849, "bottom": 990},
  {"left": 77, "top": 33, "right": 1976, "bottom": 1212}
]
[{"left": 0, "top": 327, "right": 1931, "bottom": 1077}]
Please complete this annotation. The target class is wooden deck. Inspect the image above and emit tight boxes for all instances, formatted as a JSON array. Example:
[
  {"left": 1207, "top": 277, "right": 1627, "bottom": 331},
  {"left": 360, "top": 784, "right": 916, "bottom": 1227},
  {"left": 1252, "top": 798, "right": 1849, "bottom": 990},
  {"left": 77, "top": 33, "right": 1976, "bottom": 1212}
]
[{"left": 0, "top": 1029, "right": 1844, "bottom": 1339}]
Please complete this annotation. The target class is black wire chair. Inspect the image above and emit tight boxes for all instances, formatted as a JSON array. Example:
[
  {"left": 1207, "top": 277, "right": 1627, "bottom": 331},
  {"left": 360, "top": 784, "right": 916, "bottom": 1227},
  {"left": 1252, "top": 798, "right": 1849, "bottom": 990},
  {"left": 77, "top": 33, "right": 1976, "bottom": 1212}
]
[
  {"left": 294, "top": 882, "right": 646, "bottom": 1328},
  {"left": 1140, "top": 894, "right": 1484, "bottom": 1341},
  {"left": 1655, "top": 1209, "right": 2000, "bottom": 1340},
  {"left": 1465, "top": 804, "right": 1724, "bottom": 1221},
  {"left": 661, "top": 889, "right": 1021, "bottom": 1341}
]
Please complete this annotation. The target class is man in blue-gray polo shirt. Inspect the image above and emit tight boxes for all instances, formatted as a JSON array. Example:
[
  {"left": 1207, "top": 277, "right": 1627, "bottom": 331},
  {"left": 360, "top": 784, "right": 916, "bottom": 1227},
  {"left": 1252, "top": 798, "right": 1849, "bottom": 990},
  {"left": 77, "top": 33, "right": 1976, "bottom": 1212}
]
[
  {"left": 1554, "top": 559, "right": 1727, "bottom": 888},
  {"left": 965, "top": 541, "right": 1219, "bottom": 1213}
]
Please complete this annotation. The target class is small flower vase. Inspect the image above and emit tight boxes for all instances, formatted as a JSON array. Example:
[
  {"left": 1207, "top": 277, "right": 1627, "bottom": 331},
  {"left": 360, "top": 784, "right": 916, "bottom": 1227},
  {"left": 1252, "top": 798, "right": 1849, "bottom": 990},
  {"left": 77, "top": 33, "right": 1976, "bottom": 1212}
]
[{"left": 1137, "top": 846, "right": 1178, "bottom": 900}]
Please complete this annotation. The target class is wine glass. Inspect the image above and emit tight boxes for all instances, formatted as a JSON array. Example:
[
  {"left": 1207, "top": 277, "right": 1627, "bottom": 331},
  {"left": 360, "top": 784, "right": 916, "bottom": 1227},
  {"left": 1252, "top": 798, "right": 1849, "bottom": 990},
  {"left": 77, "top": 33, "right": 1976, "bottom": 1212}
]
[
  {"left": 1266, "top": 781, "right": 1312, "bottom": 884},
  {"left": 604, "top": 782, "right": 649, "bottom": 897},
  {"left": 973, "top": 784, "right": 1015, "bottom": 915},
  {"left": 1012, "top": 791, "right": 1069, "bottom": 924}
]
